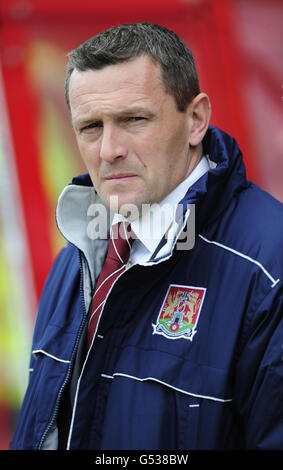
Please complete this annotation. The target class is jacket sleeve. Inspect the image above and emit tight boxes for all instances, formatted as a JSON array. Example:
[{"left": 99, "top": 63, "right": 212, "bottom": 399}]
[{"left": 234, "top": 283, "right": 283, "bottom": 449}]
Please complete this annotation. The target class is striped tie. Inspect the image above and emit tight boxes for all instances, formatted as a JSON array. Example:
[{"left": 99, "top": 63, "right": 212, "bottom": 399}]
[{"left": 87, "top": 222, "right": 133, "bottom": 349}]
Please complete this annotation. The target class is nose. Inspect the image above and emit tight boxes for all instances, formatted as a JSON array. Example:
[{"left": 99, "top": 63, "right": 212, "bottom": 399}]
[{"left": 99, "top": 124, "right": 128, "bottom": 162}]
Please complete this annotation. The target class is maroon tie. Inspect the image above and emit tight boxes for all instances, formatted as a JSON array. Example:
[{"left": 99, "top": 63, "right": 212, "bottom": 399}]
[{"left": 87, "top": 222, "right": 133, "bottom": 349}]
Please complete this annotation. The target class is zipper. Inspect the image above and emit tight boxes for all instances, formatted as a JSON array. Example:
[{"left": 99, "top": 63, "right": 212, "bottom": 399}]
[{"left": 37, "top": 249, "right": 88, "bottom": 449}]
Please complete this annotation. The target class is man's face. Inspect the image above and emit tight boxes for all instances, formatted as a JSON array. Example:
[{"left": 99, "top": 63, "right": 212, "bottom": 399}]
[{"left": 69, "top": 55, "right": 198, "bottom": 214}]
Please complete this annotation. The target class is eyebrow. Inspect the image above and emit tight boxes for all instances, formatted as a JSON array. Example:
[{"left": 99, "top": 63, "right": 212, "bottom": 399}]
[
  {"left": 73, "top": 106, "right": 156, "bottom": 129},
  {"left": 119, "top": 107, "right": 156, "bottom": 117}
]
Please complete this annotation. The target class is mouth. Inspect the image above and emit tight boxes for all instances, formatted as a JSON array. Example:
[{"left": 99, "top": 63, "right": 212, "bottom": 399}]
[{"left": 104, "top": 173, "right": 138, "bottom": 181}]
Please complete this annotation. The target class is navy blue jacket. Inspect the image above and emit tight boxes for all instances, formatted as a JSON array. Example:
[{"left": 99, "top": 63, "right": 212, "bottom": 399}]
[{"left": 11, "top": 126, "right": 283, "bottom": 450}]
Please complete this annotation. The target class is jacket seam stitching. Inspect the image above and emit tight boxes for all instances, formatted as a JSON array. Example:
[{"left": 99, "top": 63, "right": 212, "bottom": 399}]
[
  {"left": 32, "top": 349, "right": 71, "bottom": 364},
  {"left": 198, "top": 234, "right": 280, "bottom": 288},
  {"left": 101, "top": 372, "right": 233, "bottom": 403}
]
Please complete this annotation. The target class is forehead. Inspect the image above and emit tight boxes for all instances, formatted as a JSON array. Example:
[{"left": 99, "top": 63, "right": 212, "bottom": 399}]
[{"left": 69, "top": 55, "right": 167, "bottom": 118}]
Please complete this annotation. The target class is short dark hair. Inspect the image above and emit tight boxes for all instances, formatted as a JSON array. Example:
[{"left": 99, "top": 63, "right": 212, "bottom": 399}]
[{"left": 65, "top": 22, "right": 200, "bottom": 112}]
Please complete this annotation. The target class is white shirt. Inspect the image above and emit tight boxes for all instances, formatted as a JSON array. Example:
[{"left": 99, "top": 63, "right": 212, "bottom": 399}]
[{"left": 112, "top": 155, "right": 213, "bottom": 264}]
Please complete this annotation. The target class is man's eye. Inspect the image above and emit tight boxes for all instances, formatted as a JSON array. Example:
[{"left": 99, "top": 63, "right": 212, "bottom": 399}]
[
  {"left": 124, "top": 117, "right": 146, "bottom": 124},
  {"left": 129, "top": 117, "right": 145, "bottom": 121},
  {"left": 82, "top": 122, "right": 102, "bottom": 131}
]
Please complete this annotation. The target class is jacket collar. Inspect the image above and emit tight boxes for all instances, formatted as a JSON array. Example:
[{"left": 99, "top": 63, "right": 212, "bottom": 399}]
[{"left": 178, "top": 126, "right": 248, "bottom": 234}]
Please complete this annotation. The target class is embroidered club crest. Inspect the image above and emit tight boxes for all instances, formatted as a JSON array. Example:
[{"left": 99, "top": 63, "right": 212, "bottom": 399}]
[{"left": 152, "top": 284, "right": 206, "bottom": 341}]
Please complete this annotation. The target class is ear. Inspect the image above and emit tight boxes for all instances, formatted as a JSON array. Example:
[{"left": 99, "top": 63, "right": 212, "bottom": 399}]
[{"left": 187, "top": 93, "right": 211, "bottom": 146}]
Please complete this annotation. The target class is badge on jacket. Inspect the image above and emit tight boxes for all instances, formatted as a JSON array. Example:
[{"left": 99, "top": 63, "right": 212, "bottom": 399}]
[{"left": 152, "top": 284, "right": 206, "bottom": 341}]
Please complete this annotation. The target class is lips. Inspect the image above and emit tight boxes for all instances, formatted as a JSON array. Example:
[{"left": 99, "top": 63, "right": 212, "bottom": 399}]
[{"left": 104, "top": 173, "right": 137, "bottom": 180}]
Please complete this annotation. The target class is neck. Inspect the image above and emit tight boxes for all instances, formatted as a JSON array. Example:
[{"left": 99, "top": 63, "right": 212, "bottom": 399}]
[{"left": 182, "top": 142, "right": 203, "bottom": 183}]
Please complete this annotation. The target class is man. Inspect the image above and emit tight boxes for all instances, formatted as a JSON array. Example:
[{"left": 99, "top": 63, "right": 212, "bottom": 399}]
[{"left": 11, "top": 22, "right": 283, "bottom": 450}]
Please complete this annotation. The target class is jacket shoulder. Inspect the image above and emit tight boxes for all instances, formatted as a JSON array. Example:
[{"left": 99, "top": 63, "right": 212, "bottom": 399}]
[
  {"left": 39, "top": 243, "right": 80, "bottom": 302},
  {"left": 235, "top": 183, "right": 283, "bottom": 247},
  {"left": 205, "top": 182, "right": 283, "bottom": 289},
  {"left": 33, "top": 243, "right": 81, "bottom": 341}
]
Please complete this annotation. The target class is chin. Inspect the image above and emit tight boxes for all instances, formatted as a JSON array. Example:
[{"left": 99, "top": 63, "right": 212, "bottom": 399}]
[{"left": 105, "top": 192, "right": 150, "bottom": 219}]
